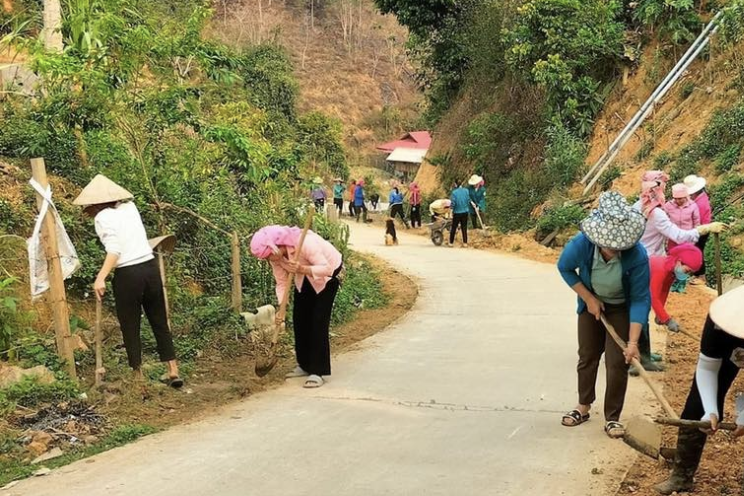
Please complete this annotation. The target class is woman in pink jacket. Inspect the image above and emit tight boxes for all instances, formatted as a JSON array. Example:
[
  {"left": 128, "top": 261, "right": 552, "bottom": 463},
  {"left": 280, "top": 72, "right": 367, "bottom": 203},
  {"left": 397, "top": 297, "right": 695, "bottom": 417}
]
[
  {"left": 663, "top": 184, "right": 700, "bottom": 250},
  {"left": 250, "top": 225, "right": 344, "bottom": 388}
]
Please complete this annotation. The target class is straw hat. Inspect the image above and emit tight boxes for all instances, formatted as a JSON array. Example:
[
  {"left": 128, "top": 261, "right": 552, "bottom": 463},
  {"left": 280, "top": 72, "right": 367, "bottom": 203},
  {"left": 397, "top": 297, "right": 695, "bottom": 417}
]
[
  {"left": 710, "top": 285, "right": 744, "bottom": 339},
  {"left": 334, "top": 177, "right": 343, "bottom": 183},
  {"left": 672, "top": 184, "right": 689, "bottom": 199},
  {"left": 73, "top": 174, "right": 133, "bottom": 206},
  {"left": 580, "top": 191, "right": 646, "bottom": 251},
  {"left": 148, "top": 234, "right": 176, "bottom": 254},
  {"left": 684, "top": 174, "right": 707, "bottom": 195},
  {"left": 468, "top": 174, "right": 483, "bottom": 186},
  {"left": 312, "top": 177, "right": 323, "bottom": 185}
]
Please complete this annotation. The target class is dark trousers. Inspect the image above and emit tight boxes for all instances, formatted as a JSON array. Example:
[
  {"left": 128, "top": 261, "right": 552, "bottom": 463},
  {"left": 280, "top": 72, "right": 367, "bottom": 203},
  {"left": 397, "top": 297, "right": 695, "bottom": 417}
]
[
  {"left": 354, "top": 203, "right": 367, "bottom": 222},
  {"left": 112, "top": 259, "right": 176, "bottom": 369},
  {"left": 639, "top": 323, "right": 651, "bottom": 357},
  {"left": 471, "top": 212, "right": 481, "bottom": 229},
  {"left": 674, "top": 316, "right": 740, "bottom": 477},
  {"left": 348, "top": 200, "right": 354, "bottom": 216},
  {"left": 292, "top": 268, "right": 341, "bottom": 376},
  {"left": 314, "top": 198, "right": 325, "bottom": 210},
  {"left": 694, "top": 234, "right": 710, "bottom": 277},
  {"left": 333, "top": 198, "right": 343, "bottom": 216},
  {"left": 449, "top": 212, "right": 469, "bottom": 244},
  {"left": 410, "top": 205, "right": 421, "bottom": 228},
  {"left": 390, "top": 204, "right": 407, "bottom": 224},
  {"left": 577, "top": 303, "right": 630, "bottom": 421}
]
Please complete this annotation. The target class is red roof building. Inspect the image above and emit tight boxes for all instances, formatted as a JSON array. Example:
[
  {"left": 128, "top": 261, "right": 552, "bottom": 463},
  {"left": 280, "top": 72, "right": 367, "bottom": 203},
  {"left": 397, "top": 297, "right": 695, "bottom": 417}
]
[{"left": 376, "top": 131, "right": 432, "bottom": 153}]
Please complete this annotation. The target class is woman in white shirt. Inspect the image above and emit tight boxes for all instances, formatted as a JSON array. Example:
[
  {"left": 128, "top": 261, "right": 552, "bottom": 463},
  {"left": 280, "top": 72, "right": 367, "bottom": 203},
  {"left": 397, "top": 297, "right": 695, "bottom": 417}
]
[{"left": 74, "top": 175, "right": 182, "bottom": 387}]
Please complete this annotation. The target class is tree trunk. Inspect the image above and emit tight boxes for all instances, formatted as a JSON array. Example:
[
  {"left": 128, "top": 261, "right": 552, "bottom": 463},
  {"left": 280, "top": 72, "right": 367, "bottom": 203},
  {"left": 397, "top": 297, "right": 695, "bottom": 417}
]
[{"left": 42, "top": 0, "right": 64, "bottom": 53}]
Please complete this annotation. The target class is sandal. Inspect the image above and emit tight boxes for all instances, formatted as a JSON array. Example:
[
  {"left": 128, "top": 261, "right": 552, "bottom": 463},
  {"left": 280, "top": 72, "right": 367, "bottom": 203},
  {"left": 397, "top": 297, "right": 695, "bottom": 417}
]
[
  {"left": 303, "top": 375, "right": 324, "bottom": 389},
  {"left": 285, "top": 366, "right": 309, "bottom": 379},
  {"left": 160, "top": 374, "right": 184, "bottom": 389},
  {"left": 605, "top": 421, "right": 625, "bottom": 439},
  {"left": 561, "top": 409, "right": 590, "bottom": 427}
]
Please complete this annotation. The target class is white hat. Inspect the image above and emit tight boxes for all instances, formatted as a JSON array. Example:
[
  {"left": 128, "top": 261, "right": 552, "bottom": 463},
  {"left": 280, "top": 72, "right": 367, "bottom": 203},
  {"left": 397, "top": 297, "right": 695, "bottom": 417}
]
[
  {"left": 710, "top": 285, "right": 744, "bottom": 339},
  {"left": 683, "top": 174, "right": 707, "bottom": 195},
  {"left": 468, "top": 174, "right": 483, "bottom": 186},
  {"left": 312, "top": 176, "right": 323, "bottom": 185},
  {"left": 73, "top": 174, "right": 133, "bottom": 206}
]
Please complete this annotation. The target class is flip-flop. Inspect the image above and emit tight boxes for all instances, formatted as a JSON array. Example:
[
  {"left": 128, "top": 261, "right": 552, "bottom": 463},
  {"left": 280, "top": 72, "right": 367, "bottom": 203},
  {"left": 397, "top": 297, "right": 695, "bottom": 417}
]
[
  {"left": 605, "top": 421, "right": 625, "bottom": 439},
  {"left": 303, "top": 375, "right": 324, "bottom": 389},
  {"left": 561, "top": 409, "right": 590, "bottom": 427}
]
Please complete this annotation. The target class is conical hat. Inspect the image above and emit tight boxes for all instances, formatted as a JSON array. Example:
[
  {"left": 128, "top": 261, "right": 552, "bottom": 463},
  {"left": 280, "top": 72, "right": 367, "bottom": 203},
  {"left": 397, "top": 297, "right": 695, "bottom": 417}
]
[
  {"left": 148, "top": 234, "right": 176, "bottom": 254},
  {"left": 710, "top": 285, "right": 744, "bottom": 339},
  {"left": 73, "top": 174, "right": 133, "bottom": 206}
]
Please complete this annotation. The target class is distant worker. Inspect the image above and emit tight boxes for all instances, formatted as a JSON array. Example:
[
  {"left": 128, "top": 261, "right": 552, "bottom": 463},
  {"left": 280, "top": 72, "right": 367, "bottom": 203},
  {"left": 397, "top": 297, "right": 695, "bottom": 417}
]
[
  {"left": 348, "top": 180, "right": 357, "bottom": 217},
  {"left": 649, "top": 244, "right": 703, "bottom": 336},
  {"left": 557, "top": 192, "right": 649, "bottom": 439},
  {"left": 354, "top": 179, "right": 369, "bottom": 223},
  {"left": 468, "top": 174, "right": 486, "bottom": 229},
  {"left": 250, "top": 225, "right": 344, "bottom": 389},
  {"left": 73, "top": 175, "right": 183, "bottom": 388},
  {"left": 655, "top": 285, "right": 744, "bottom": 495},
  {"left": 663, "top": 184, "right": 700, "bottom": 250},
  {"left": 310, "top": 177, "right": 326, "bottom": 211},
  {"left": 388, "top": 187, "right": 409, "bottom": 228},
  {"left": 449, "top": 180, "right": 471, "bottom": 247},
  {"left": 332, "top": 178, "right": 345, "bottom": 217},
  {"left": 370, "top": 193, "right": 380, "bottom": 211},
  {"left": 684, "top": 174, "right": 712, "bottom": 284},
  {"left": 409, "top": 182, "right": 422, "bottom": 228},
  {"left": 429, "top": 199, "right": 451, "bottom": 222}
]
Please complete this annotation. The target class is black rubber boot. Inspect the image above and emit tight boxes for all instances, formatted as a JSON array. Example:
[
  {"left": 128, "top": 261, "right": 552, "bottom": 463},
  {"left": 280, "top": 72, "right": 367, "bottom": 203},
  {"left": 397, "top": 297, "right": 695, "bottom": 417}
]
[{"left": 654, "top": 427, "right": 706, "bottom": 494}]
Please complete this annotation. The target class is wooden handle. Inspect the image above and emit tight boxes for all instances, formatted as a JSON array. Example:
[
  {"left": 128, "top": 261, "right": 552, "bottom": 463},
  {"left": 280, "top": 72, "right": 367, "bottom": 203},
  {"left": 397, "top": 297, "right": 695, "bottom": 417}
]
[
  {"left": 655, "top": 417, "right": 737, "bottom": 431},
  {"left": 94, "top": 298, "right": 104, "bottom": 387},
  {"left": 714, "top": 232, "right": 722, "bottom": 297},
  {"left": 600, "top": 314, "right": 679, "bottom": 420},
  {"left": 272, "top": 206, "right": 315, "bottom": 344}
]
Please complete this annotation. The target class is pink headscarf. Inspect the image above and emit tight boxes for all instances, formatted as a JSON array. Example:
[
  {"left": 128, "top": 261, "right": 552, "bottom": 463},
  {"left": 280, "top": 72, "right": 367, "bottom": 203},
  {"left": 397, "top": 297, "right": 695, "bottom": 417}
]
[
  {"left": 640, "top": 170, "right": 670, "bottom": 217},
  {"left": 409, "top": 182, "right": 419, "bottom": 191},
  {"left": 664, "top": 243, "right": 703, "bottom": 272},
  {"left": 250, "top": 225, "right": 302, "bottom": 259}
]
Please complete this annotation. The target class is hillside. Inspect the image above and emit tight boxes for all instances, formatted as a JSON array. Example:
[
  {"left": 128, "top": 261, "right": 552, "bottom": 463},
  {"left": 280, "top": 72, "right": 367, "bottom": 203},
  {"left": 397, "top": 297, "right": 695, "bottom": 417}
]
[{"left": 207, "top": 0, "right": 422, "bottom": 165}]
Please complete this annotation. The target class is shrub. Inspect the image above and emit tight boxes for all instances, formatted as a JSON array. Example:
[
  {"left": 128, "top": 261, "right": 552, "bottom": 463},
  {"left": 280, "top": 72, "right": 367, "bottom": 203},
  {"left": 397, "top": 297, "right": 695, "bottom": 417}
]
[
  {"left": 296, "top": 112, "right": 348, "bottom": 179},
  {"left": 715, "top": 145, "right": 742, "bottom": 174},
  {"left": 492, "top": 168, "right": 553, "bottom": 232},
  {"left": 0, "top": 376, "right": 79, "bottom": 415},
  {"left": 598, "top": 165, "right": 622, "bottom": 191},
  {"left": 536, "top": 204, "right": 586, "bottom": 239},
  {"left": 543, "top": 125, "right": 587, "bottom": 186}
]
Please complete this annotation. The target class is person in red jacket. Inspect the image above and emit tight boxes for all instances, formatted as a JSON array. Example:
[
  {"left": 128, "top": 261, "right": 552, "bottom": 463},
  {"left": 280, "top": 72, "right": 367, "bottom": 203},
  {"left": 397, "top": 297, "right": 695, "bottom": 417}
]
[{"left": 650, "top": 243, "right": 704, "bottom": 333}]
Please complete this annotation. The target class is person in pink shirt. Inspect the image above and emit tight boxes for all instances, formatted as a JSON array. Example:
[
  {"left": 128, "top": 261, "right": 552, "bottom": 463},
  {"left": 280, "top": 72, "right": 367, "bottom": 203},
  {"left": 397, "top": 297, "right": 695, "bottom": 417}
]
[
  {"left": 250, "top": 225, "right": 344, "bottom": 388},
  {"left": 663, "top": 184, "right": 700, "bottom": 250},
  {"left": 685, "top": 174, "right": 713, "bottom": 283}
]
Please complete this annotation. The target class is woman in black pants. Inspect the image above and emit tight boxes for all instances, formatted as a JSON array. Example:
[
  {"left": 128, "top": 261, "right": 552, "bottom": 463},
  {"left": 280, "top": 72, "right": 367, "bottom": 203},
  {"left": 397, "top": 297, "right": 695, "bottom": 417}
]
[
  {"left": 74, "top": 174, "right": 182, "bottom": 387},
  {"left": 655, "top": 285, "right": 744, "bottom": 495}
]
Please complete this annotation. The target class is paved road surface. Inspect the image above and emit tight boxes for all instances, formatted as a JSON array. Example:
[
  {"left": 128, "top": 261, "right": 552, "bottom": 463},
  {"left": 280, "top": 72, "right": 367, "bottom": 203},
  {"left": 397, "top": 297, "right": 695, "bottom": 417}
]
[{"left": 3, "top": 224, "right": 651, "bottom": 496}]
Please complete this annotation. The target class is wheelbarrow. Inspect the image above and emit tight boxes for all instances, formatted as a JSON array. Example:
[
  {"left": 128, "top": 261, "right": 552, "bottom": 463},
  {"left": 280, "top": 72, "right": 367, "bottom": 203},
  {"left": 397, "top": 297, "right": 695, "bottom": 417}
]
[{"left": 429, "top": 218, "right": 452, "bottom": 246}]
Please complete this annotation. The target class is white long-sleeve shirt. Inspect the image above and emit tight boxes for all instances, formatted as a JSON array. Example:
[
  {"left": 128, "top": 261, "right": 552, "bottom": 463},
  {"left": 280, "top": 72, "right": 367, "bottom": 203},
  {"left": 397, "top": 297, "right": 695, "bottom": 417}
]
[
  {"left": 94, "top": 202, "right": 154, "bottom": 268},
  {"left": 633, "top": 202, "right": 699, "bottom": 257}
]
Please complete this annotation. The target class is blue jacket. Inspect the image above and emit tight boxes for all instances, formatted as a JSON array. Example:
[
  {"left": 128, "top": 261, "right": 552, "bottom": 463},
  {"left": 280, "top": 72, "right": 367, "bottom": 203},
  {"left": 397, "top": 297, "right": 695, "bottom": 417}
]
[
  {"left": 354, "top": 186, "right": 365, "bottom": 206},
  {"left": 389, "top": 191, "right": 404, "bottom": 205},
  {"left": 557, "top": 232, "right": 651, "bottom": 326},
  {"left": 450, "top": 187, "right": 471, "bottom": 214},
  {"left": 469, "top": 186, "right": 486, "bottom": 213}
]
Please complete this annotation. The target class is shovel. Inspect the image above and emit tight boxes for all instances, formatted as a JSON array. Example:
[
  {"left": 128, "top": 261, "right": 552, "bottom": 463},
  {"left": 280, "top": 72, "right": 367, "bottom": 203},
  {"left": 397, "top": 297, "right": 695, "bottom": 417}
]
[
  {"left": 255, "top": 206, "right": 315, "bottom": 377},
  {"left": 94, "top": 298, "right": 106, "bottom": 387}
]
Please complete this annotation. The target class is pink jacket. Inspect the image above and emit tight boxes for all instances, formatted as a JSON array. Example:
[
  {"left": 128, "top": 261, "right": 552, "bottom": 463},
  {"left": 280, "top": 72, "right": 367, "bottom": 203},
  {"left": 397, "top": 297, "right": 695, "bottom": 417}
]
[
  {"left": 694, "top": 191, "right": 712, "bottom": 224},
  {"left": 269, "top": 232, "right": 343, "bottom": 302},
  {"left": 663, "top": 199, "right": 700, "bottom": 230}
]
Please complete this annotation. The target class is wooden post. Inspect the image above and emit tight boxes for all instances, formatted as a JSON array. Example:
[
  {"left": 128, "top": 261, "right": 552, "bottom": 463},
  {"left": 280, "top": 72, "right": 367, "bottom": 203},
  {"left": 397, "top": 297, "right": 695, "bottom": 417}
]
[
  {"left": 157, "top": 250, "right": 172, "bottom": 329},
  {"left": 30, "top": 158, "right": 76, "bottom": 379},
  {"left": 231, "top": 231, "right": 242, "bottom": 313}
]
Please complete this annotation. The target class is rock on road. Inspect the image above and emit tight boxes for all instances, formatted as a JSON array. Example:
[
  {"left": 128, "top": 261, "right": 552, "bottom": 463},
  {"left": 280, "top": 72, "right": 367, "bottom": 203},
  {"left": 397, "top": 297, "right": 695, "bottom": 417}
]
[{"left": 3, "top": 223, "right": 652, "bottom": 496}]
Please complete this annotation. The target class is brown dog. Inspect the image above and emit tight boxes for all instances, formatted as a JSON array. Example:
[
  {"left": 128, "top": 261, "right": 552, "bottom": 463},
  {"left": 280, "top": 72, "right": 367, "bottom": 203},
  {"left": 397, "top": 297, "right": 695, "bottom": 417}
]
[{"left": 385, "top": 218, "right": 398, "bottom": 246}]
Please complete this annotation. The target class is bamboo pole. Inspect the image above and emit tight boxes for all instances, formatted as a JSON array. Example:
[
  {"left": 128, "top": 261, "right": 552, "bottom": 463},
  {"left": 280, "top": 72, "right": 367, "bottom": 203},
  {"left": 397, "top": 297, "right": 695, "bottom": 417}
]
[
  {"left": 30, "top": 158, "right": 76, "bottom": 379},
  {"left": 715, "top": 233, "right": 723, "bottom": 296},
  {"left": 94, "top": 298, "right": 104, "bottom": 387},
  {"left": 231, "top": 231, "right": 242, "bottom": 313},
  {"left": 157, "top": 250, "right": 172, "bottom": 329}
]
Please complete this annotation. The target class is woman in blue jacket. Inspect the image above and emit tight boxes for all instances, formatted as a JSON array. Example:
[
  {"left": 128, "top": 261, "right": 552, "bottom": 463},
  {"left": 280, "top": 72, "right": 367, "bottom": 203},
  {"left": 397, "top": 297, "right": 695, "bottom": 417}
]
[
  {"left": 354, "top": 179, "right": 368, "bottom": 223},
  {"left": 388, "top": 187, "right": 409, "bottom": 228},
  {"left": 557, "top": 192, "right": 650, "bottom": 439}
]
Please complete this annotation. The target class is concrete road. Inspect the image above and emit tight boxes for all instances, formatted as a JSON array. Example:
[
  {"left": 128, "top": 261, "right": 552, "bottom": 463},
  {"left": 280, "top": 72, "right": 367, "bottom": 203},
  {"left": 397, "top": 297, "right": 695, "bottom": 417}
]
[{"left": 4, "top": 224, "right": 652, "bottom": 496}]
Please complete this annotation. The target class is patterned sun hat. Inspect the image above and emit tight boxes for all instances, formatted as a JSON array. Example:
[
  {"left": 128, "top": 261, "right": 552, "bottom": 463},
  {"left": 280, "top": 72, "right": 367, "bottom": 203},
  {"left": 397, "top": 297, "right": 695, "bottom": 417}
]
[{"left": 580, "top": 192, "right": 646, "bottom": 251}]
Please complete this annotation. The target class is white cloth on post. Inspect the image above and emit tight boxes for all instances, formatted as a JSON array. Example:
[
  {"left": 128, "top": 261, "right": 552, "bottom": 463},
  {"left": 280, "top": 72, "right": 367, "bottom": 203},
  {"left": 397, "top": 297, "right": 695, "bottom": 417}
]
[{"left": 27, "top": 179, "right": 81, "bottom": 298}]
